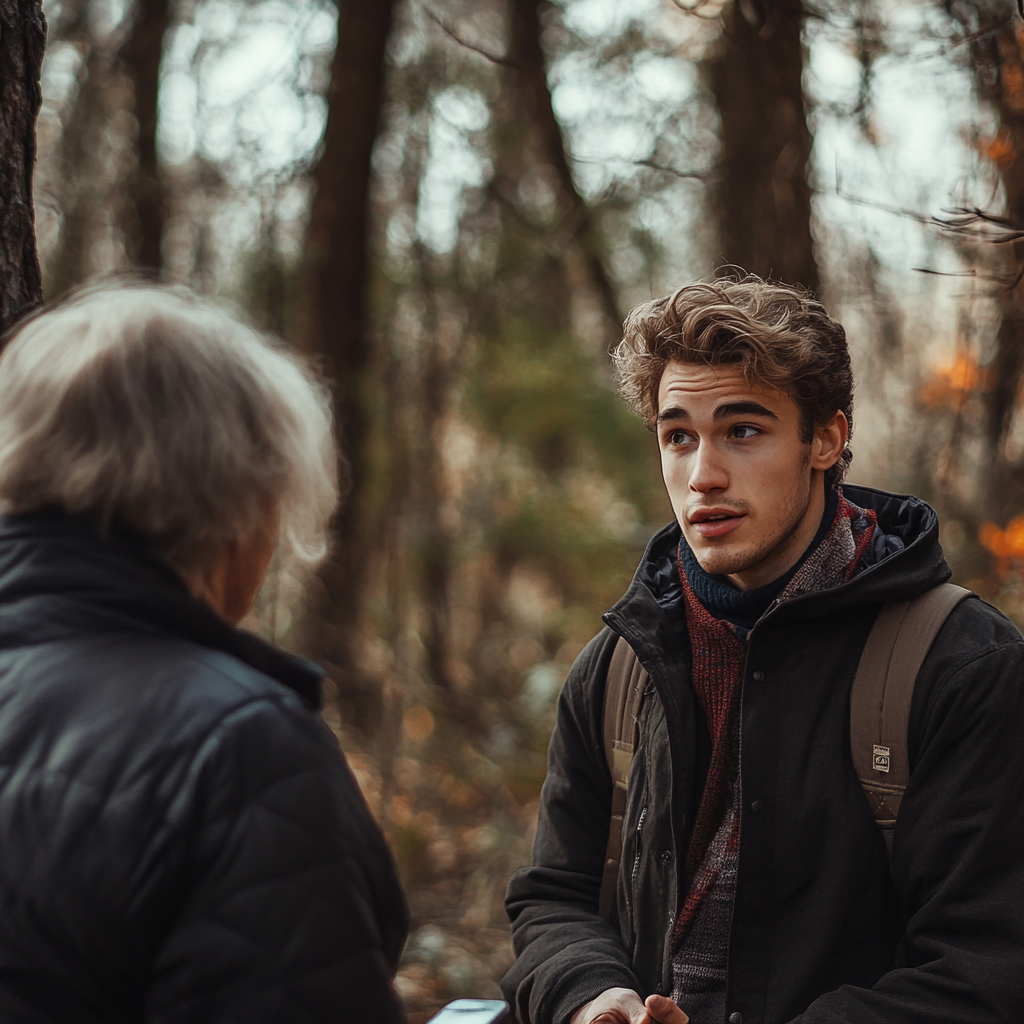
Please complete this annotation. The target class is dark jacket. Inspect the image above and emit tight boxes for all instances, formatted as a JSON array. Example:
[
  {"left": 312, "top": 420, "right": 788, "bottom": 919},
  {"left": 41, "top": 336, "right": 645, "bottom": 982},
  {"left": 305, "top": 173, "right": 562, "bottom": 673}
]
[
  {"left": 0, "top": 513, "right": 409, "bottom": 1023},
  {"left": 502, "top": 486, "right": 1024, "bottom": 1024}
]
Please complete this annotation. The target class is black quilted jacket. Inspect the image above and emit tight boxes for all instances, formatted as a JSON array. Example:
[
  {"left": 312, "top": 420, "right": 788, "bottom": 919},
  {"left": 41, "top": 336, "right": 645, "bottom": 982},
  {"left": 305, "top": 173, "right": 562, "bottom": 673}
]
[{"left": 0, "top": 512, "right": 409, "bottom": 1023}]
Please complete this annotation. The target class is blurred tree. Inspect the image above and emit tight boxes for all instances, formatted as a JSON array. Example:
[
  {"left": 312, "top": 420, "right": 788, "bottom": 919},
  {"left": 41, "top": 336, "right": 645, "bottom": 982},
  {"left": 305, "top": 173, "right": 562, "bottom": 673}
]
[
  {"left": 298, "top": 0, "right": 398, "bottom": 733},
  {"left": 707, "top": 0, "right": 818, "bottom": 290},
  {"left": 944, "top": 2, "right": 1024, "bottom": 449},
  {"left": 46, "top": 0, "right": 172, "bottom": 295},
  {"left": 935, "top": 0, "right": 1024, "bottom": 527},
  {"left": 0, "top": 0, "right": 46, "bottom": 335},
  {"left": 47, "top": 4, "right": 117, "bottom": 298},
  {"left": 496, "top": 0, "right": 621, "bottom": 336},
  {"left": 118, "top": 0, "right": 173, "bottom": 271}
]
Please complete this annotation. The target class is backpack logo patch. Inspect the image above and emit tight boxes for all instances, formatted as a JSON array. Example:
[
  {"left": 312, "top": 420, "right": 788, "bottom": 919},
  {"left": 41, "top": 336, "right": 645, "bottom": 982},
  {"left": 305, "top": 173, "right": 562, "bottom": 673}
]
[{"left": 872, "top": 744, "right": 891, "bottom": 773}]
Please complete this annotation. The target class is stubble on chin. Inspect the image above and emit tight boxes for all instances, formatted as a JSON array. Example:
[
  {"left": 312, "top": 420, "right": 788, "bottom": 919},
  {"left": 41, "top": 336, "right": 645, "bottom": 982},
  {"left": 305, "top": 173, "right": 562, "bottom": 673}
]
[{"left": 688, "top": 479, "right": 815, "bottom": 582}]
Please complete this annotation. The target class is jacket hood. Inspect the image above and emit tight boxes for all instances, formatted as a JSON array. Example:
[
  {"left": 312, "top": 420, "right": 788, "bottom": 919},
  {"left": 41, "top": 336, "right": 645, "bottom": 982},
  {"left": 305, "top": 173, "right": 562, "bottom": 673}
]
[
  {"left": 605, "top": 485, "right": 951, "bottom": 644},
  {"left": 0, "top": 511, "right": 324, "bottom": 709}
]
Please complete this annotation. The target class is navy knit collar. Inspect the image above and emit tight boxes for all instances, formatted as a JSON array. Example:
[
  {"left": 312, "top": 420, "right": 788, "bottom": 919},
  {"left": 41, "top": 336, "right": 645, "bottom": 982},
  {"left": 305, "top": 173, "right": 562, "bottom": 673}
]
[{"left": 680, "top": 487, "right": 841, "bottom": 632}]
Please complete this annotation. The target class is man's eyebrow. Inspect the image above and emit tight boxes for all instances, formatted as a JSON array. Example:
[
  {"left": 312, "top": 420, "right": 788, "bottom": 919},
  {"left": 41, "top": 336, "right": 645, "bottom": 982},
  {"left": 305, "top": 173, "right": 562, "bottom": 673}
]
[
  {"left": 656, "top": 401, "right": 779, "bottom": 423},
  {"left": 713, "top": 401, "right": 779, "bottom": 421},
  {"left": 657, "top": 406, "right": 689, "bottom": 423}
]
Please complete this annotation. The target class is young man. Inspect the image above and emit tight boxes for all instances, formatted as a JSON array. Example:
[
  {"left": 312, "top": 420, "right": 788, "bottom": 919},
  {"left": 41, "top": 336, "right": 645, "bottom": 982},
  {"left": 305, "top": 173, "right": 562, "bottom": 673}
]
[{"left": 501, "top": 278, "right": 1024, "bottom": 1024}]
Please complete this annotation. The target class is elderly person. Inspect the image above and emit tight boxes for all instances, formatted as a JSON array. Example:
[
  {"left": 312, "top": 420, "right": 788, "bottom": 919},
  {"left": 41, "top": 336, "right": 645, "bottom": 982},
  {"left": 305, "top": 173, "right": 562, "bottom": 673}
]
[{"left": 0, "top": 283, "right": 408, "bottom": 1023}]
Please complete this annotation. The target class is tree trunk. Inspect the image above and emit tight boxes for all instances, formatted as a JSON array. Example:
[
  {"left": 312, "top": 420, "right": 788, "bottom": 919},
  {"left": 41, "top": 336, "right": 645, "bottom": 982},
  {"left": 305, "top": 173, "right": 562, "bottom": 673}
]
[
  {"left": 500, "top": 0, "right": 621, "bottom": 333},
  {"left": 971, "top": 10, "right": 1024, "bottom": 449},
  {"left": 707, "top": 0, "right": 818, "bottom": 292},
  {"left": 118, "top": 0, "right": 172, "bottom": 271},
  {"left": 48, "top": 39, "right": 113, "bottom": 299},
  {"left": 943, "top": 2, "right": 1024, "bottom": 512},
  {"left": 297, "top": 0, "right": 397, "bottom": 733},
  {"left": 0, "top": 0, "right": 46, "bottom": 335}
]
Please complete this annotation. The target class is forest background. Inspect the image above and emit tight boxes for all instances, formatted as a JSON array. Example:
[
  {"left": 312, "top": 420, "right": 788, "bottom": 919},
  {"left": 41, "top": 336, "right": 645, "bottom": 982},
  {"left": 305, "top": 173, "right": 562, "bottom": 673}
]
[{"left": 2, "top": 0, "right": 1024, "bottom": 1018}]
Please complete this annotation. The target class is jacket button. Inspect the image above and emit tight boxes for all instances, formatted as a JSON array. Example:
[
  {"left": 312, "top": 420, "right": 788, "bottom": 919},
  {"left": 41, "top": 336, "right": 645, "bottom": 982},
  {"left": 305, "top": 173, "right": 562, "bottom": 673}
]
[
  {"left": 752, "top": 670, "right": 765, "bottom": 681},
  {"left": 661, "top": 849, "right": 673, "bottom": 864},
  {"left": 750, "top": 799, "right": 764, "bottom": 813},
  {"left": 729, "top": 1014, "right": 743, "bottom": 1024}
]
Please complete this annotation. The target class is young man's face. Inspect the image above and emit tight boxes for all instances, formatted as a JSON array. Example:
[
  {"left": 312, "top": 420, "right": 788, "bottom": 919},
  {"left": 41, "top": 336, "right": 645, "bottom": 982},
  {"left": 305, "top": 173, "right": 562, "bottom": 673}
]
[{"left": 657, "top": 361, "right": 848, "bottom": 590}]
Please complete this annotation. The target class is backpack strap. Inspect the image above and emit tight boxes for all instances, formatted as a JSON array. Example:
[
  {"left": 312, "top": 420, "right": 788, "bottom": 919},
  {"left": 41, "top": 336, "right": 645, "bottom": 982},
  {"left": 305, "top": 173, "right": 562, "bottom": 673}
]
[
  {"left": 850, "top": 583, "right": 972, "bottom": 857},
  {"left": 599, "top": 636, "right": 648, "bottom": 921}
]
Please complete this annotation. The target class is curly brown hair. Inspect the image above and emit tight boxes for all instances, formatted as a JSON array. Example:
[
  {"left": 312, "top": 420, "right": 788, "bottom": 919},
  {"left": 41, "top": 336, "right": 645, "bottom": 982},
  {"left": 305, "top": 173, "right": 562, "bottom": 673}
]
[{"left": 612, "top": 275, "right": 854, "bottom": 489}]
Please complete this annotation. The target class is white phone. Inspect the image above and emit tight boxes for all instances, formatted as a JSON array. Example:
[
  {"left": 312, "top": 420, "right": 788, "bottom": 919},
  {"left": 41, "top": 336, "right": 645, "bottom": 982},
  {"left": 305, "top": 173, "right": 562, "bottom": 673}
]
[{"left": 425, "top": 999, "right": 510, "bottom": 1023}]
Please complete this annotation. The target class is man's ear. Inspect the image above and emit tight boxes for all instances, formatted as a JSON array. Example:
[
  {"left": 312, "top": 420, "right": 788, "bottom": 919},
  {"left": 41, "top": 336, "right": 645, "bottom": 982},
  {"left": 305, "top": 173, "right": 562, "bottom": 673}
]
[{"left": 811, "top": 410, "right": 849, "bottom": 471}]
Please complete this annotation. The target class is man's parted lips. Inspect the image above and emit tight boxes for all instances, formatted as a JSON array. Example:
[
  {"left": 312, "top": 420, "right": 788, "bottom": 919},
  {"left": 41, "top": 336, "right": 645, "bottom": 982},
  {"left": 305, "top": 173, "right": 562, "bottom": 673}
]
[{"left": 687, "top": 506, "right": 748, "bottom": 524}]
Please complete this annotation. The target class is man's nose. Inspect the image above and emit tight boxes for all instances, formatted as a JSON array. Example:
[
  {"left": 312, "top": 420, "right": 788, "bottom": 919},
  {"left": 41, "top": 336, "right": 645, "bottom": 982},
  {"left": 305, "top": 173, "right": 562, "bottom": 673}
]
[{"left": 689, "top": 440, "right": 729, "bottom": 493}]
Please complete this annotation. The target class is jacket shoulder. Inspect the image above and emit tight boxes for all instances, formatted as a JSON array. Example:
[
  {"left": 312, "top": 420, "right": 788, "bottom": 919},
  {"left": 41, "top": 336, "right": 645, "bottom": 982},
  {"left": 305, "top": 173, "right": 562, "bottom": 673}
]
[
  {"left": 910, "top": 594, "right": 1024, "bottom": 761},
  {"left": 185, "top": 644, "right": 311, "bottom": 712},
  {"left": 926, "top": 593, "right": 1023, "bottom": 678},
  {"left": 0, "top": 631, "right": 320, "bottom": 795},
  {"left": 114, "top": 640, "right": 328, "bottom": 785},
  {"left": 98, "top": 632, "right": 312, "bottom": 722}
]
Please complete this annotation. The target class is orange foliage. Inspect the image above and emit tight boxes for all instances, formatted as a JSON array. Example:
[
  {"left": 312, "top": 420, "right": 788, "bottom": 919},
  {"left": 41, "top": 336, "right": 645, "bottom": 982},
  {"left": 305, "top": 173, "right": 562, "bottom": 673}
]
[
  {"left": 987, "top": 126, "right": 1015, "bottom": 165},
  {"left": 980, "top": 517, "right": 1024, "bottom": 578},
  {"left": 1003, "top": 64, "right": 1024, "bottom": 112},
  {"left": 919, "top": 353, "right": 985, "bottom": 408}
]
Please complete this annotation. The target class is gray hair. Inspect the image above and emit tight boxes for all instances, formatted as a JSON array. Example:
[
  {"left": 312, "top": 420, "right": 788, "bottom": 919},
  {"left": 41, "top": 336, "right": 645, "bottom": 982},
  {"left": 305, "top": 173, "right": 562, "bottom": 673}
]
[{"left": 0, "top": 280, "right": 338, "bottom": 572}]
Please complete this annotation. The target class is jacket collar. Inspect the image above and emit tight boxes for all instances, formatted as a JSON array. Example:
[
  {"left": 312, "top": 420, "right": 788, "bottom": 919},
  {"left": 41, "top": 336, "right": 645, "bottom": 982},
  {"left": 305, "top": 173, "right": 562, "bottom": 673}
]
[
  {"left": 604, "top": 485, "right": 950, "bottom": 646},
  {"left": 0, "top": 511, "right": 324, "bottom": 710}
]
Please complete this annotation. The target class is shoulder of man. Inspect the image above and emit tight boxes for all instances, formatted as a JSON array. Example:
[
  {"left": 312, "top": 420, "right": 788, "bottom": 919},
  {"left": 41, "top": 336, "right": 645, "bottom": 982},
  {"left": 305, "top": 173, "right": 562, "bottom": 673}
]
[{"left": 909, "top": 593, "right": 1024, "bottom": 759}]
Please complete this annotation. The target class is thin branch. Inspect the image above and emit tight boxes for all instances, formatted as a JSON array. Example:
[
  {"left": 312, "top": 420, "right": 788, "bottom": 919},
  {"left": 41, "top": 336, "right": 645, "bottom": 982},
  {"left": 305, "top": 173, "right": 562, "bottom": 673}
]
[
  {"left": 834, "top": 170, "right": 1019, "bottom": 236},
  {"left": 635, "top": 158, "right": 711, "bottom": 181},
  {"left": 952, "top": 14, "right": 1016, "bottom": 50},
  {"left": 424, "top": 7, "right": 515, "bottom": 67},
  {"left": 835, "top": 181, "right": 1024, "bottom": 290},
  {"left": 911, "top": 264, "right": 1024, "bottom": 290},
  {"left": 670, "top": 0, "right": 723, "bottom": 20},
  {"left": 937, "top": 207, "right": 1024, "bottom": 245},
  {"left": 834, "top": 183, "right": 935, "bottom": 226},
  {"left": 912, "top": 267, "right": 978, "bottom": 278}
]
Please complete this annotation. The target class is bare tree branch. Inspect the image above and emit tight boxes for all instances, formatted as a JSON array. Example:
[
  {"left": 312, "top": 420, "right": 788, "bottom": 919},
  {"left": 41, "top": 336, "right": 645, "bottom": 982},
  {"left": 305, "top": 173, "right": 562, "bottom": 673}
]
[
  {"left": 834, "top": 183, "right": 937, "bottom": 226},
  {"left": 670, "top": 0, "right": 723, "bottom": 21},
  {"left": 909, "top": 262, "right": 1024, "bottom": 291},
  {"left": 835, "top": 183, "right": 1024, "bottom": 289},
  {"left": 911, "top": 267, "right": 978, "bottom": 278},
  {"left": 636, "top": 159, "right": 712, "bottom": 181},
  {"left": 937, "top": 207, "right": 1024, "bottom": 244},
  {"left": 424, "top": 7, "right": 515, "bottom": 67}
]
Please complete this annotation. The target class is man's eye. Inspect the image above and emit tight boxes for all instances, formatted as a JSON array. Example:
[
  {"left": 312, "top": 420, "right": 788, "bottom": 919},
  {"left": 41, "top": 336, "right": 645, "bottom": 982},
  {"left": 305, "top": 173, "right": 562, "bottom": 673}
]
[
  {"left": 667, "top": 429, "right": 692, "bottom": 445},
  {"left": 732, "top": 425, "right": 760, "bottom": 439}
]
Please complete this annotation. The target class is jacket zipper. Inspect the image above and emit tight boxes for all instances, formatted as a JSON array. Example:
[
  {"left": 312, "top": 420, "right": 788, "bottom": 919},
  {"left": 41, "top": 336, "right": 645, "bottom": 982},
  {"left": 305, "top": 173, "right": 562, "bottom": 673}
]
[{"left": 631, "top": 804, "right": 649, "bottom": 904}]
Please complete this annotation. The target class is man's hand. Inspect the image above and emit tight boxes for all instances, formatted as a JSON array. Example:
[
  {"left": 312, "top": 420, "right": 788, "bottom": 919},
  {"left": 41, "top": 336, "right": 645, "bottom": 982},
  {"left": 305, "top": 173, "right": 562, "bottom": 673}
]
[
  {"left": 643, "top": 994, "right": 689, "bottom": 1023},
  {"left": 569, "top": 988, "right": 688, "bottom": 1024}
]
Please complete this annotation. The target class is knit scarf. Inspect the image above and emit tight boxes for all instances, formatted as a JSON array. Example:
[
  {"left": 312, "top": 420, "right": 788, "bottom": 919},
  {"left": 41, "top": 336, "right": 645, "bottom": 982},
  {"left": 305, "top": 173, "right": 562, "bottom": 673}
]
[{"left": 669, "top": 490, "right": 877, "bottom": 1022}]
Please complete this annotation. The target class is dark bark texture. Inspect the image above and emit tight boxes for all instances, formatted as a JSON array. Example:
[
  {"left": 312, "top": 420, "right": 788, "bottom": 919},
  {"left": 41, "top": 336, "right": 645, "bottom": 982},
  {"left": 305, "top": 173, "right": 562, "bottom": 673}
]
[
  {"left": 119, "top": 0, "right": 172, "bottom": 271},
  {"left": 298, "top": 0, "right": 397, "bottom": 732},
  {"left": 499, "top": 0, "right": 620, "bottom": 333},
  {"left": 707, "top": 0, "right": 818, "bottom": 292},
  {"left": 48, "top": 30, "right": 113, "bottom": 299},
  {"left": 944, "top": 2, "right": 1024, "bottom": 516},
  {"left": 0, "top": 0, "right": 46, "bottom": 336},
  {"left": 966, "top": 7, "right": 1024, "bottom": 448}
]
